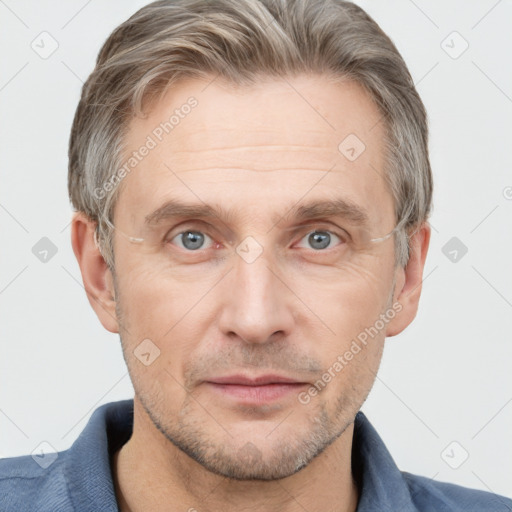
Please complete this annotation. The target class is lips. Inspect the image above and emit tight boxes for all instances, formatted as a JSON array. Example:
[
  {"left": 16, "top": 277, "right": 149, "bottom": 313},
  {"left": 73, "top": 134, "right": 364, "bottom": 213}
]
[
  {"left": 206, "top": 374, "right": 305, "bottom": 386},
  {"left": 204, "top": 374, "right": 308, "bottom": 404}
]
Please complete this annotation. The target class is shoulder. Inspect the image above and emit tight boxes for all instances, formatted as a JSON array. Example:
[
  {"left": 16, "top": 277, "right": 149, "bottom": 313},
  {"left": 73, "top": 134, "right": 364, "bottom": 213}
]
[
  {"left": 0, "top": 399, "right": 132, "bottom": 512},
  {"left": 0, "top": 451, "right": 72, "bottom": 511},
  {"left": 403, "top": 471, "right": 512, "bottom": 512}
]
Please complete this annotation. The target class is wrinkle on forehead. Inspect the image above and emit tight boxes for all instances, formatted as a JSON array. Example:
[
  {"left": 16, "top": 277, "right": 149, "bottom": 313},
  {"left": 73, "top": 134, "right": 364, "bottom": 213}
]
[
  {"left": 118, "top": 74, "right": 394, "bottom": 232},
  {"left": 124, "top": 73, "right": 385, "bottom": 162}
]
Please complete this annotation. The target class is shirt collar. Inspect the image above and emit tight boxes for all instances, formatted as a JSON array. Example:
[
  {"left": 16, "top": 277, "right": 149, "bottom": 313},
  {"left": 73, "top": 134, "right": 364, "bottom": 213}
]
[
  {"left": 64, "top": 399, "right": 133, "bottom": 511},
  {"left": 63, "top": 399, "right": 415, "bottom": 511},
  {"left": 352, "top": 410, "right": 416, "bottom": 511}
]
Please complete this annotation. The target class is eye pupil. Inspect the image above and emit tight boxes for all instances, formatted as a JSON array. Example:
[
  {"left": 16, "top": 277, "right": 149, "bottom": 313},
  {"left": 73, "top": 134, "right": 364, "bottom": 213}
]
[
  {"left": 308, "top": 231, "right": 330, "bottom": 250},
  {"left": 182, "top": 231, "right": 204, "bottom": 250}
]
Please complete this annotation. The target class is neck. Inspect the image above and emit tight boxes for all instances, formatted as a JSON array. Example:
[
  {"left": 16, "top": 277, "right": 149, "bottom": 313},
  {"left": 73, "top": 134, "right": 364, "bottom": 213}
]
[{"left": 112, "top": 399, "right": 359, "bottom": 512}]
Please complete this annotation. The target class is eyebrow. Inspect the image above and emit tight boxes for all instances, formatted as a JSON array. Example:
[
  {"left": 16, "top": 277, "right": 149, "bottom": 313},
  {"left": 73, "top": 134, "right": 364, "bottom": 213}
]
[
  {"left": 291, "top": 198, "right": 369, "bottom": 225},
  {"left": 145, "top": 201, "right": 230, "bottom": 226},
  {"left": 144, "top": 197, "right": 369, "bottom": 227}
]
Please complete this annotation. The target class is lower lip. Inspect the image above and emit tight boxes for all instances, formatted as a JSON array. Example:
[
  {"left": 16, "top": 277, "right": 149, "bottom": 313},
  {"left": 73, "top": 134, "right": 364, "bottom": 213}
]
[{"left": 205, "top": 382, "right": 306, "bottom": 404}]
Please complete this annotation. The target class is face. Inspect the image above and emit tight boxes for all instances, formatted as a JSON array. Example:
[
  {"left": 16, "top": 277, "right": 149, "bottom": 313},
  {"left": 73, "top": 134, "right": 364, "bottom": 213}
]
[{"left": 109, "top": 74, "right": 402, "bottom": 480}]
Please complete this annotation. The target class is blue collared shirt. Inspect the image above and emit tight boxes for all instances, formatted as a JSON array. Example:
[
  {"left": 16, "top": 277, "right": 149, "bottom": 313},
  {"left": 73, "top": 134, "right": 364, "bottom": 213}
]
[{"left": 0, "top": 399, "right": 510, "bottom": 511}]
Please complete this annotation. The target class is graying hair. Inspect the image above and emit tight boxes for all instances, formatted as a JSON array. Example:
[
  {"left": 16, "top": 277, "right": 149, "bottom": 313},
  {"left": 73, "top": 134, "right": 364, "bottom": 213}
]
[{"left": 68, "top": 0, "right": 433, "bottom": 269}]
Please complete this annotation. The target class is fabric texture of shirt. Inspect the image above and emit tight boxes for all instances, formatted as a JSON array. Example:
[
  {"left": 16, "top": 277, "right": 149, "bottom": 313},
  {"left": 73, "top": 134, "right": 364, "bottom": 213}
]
[{"left": 0, "top": 399, "right": 510, "bottom": 511}]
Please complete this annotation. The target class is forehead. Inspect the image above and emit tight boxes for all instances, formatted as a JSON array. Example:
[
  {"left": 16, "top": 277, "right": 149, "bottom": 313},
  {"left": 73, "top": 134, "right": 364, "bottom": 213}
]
[{"left": 117, "top": 74, "right": 393, "bottom": 228}]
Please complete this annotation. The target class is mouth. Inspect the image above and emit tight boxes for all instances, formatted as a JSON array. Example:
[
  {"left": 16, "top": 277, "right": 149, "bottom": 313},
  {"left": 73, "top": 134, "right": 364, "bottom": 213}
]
[{"left": 204, "top": 374, "right": 308, "bottom": 404}]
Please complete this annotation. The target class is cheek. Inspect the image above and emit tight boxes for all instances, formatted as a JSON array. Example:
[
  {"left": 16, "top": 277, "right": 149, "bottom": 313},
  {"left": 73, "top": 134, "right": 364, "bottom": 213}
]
[
  {"left": 287, "top": 260, "right": 393, "bottom": 393},
  {"left": 291, "top": 258, "right": 394, "bottom": 327},
  {"left": 116, "top": 270, "right": 205, "bottom": 410},
  {"left": 115, "top": 264, "right": 222, "bottom": 379},
  {"left": 117, "top": 259, "right": 219, "bottom": 329}
]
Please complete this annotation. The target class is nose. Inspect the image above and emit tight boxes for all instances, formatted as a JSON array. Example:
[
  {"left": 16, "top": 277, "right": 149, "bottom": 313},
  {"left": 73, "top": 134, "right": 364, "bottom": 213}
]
[{"left": 217, "top": 246, "right": 295, "bottom": 344}]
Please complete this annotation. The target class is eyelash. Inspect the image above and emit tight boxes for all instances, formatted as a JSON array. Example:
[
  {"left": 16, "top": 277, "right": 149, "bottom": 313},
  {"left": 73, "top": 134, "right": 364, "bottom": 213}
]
[{"left": 165, "top": 223, "right": 349, "bottom": 253}]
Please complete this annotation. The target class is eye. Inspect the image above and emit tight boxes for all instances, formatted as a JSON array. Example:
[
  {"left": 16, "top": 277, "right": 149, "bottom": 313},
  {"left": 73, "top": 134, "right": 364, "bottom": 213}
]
[
  {"left": 170, "top": 230, "right": 213, "bottom": 251},
  {"left": 296, "top": 230, "right": 343, "bottom": 250}
]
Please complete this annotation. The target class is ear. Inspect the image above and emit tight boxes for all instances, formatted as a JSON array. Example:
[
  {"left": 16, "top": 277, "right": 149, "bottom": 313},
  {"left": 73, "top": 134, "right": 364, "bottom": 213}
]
[
  {"left": 70, "top": 211, "right": 119, "bottom": 333},
  {"left": 385, "top": 222, "right": 431, "bottom": 337}
]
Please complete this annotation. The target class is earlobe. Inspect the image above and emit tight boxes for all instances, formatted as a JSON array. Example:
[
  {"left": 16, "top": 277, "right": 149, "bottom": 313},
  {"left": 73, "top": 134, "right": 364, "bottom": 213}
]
[
  {"left": 385, "top": 222, "right": 431, "bottom": 337},
  {"left": 71, "top": 212, "right": 119, "bottom": 333}
]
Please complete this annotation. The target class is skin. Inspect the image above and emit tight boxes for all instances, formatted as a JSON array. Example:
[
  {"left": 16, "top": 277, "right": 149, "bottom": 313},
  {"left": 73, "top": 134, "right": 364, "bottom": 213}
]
[{"left": 71, "top": 74, "right": 430, "bottom": 512}]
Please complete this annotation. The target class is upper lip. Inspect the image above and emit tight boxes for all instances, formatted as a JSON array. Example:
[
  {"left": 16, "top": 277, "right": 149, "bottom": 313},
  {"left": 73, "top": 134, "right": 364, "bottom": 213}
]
[{"left": 205, "top": 374, "right": 306, "bottom": 386}]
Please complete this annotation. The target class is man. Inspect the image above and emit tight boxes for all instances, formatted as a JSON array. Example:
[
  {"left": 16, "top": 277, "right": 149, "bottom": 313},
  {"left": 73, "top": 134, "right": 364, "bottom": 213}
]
[{"left": 0, "top": 0, "right": 510, "bottom": 510}]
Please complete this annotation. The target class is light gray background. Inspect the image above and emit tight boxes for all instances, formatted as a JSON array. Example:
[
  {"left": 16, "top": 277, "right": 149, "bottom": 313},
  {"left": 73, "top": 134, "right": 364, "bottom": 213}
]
[{"left": 1, "top": 0, "right": 511, "bottom": 499}]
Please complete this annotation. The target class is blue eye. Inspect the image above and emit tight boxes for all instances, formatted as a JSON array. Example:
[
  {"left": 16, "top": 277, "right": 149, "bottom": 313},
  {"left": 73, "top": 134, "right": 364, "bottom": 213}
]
[
  {"left": 171, "top": 230, "right": 213, "bottom": 251},
  {"left": 297, "top": 230, "right": 342, "bottom": 250}
]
